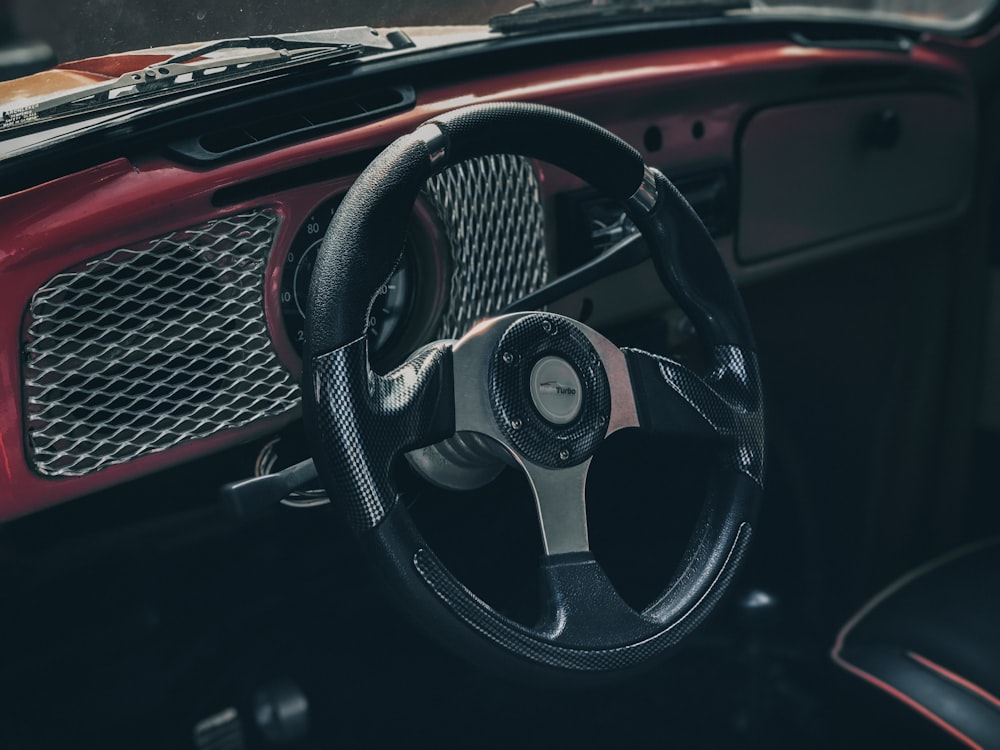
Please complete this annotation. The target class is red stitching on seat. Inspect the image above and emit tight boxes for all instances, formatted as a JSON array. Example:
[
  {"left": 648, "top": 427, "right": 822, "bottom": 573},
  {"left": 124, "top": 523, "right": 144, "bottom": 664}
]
[
  {"left": 831, "top": 653, "right": 983, "bottom": 750},
  {"left": 907, "top": 651, "right": 1000, "bottom": 711},
  {"left": 830, "top": 539, "right": 1000, "bottom": 750}
]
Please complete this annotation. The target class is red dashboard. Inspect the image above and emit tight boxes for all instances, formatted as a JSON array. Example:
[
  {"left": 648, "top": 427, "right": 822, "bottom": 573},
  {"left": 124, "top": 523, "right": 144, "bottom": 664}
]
[{"left": 0, "top": 35, "right": 978, "bottom": 520}]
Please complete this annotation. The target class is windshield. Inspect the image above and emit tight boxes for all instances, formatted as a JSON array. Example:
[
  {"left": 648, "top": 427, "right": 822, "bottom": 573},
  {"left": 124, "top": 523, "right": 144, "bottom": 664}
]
[
  {"left": 754, "top": 0, "right": 993, "bottom": 29},
  {"left": 12, "top": 1, "right": 515, "bottom": 63},
  {"left": 9, "top": 0, "right": 998, "bottom": 64}
]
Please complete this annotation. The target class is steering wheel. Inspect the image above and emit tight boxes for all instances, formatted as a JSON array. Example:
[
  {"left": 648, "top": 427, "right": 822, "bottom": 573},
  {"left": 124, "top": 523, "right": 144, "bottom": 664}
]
[{"left": 302, "top": 102, "right": 765, "bottom": 680}]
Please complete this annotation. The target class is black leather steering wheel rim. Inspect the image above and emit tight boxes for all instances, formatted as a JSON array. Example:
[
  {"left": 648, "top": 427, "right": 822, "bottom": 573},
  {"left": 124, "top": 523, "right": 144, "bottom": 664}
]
[{"left": 302, "top": 102, "right": 765, "bottom": 681}]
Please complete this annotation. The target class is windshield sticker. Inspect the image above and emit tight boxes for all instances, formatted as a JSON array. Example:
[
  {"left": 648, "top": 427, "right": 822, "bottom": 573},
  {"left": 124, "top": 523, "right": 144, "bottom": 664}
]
[{"left": 1, "top": 104, "right": 40, "bottom": 130}]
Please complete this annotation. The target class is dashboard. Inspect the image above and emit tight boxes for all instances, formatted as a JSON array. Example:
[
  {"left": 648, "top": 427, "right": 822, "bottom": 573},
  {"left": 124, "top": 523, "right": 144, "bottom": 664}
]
[{"left": 0, "top": 32, "right": 977, "bottom": 520}]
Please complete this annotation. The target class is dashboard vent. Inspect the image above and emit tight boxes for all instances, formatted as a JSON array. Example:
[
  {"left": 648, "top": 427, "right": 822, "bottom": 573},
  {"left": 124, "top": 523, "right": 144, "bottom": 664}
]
[
  {"left": 167, "top": 85, "right": 415, "bottom": 164},
  {"left": 22, "top": 210, "right": 299, "bottom": 477}
]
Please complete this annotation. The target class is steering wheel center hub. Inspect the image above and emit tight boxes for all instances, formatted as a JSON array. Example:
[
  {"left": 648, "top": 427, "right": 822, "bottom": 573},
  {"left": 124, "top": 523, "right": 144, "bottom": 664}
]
[
  {"left": 529, "top": 355, "right": 583, "bottom": 425},
  {"left": 487, "top": 313, "right": 610, "bottom": 469}
]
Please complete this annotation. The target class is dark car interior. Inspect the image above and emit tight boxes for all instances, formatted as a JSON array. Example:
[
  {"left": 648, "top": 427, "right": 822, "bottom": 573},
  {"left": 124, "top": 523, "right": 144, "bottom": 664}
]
[{"left": 1, "top": 3, "right": 999, "bottom": 748}]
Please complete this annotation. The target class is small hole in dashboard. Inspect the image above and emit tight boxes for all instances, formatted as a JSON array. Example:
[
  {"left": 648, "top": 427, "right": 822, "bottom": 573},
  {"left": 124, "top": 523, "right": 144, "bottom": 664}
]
[{"left": 691, "top": 120, "right": 705, "bottom": 140}]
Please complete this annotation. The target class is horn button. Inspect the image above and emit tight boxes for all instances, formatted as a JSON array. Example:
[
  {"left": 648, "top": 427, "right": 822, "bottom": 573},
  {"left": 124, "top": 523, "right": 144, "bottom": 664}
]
[{"left": 529, "top": 356, "right": 583, "bottom": 425}]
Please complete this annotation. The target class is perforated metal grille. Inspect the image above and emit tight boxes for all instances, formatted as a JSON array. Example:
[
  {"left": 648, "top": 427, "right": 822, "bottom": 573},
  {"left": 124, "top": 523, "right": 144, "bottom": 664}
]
[
  {"left": 423, "top": 155, "right": 548, "bottom": 339},
  {"left": 23, "top": 210, "right": 299, "bottom": 477}
]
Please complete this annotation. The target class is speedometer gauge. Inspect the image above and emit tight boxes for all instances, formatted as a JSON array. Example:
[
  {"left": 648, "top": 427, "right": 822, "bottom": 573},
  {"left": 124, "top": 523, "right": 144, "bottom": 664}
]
[{"left": 280, "top": 196, "right": 415, "bottom": 364}]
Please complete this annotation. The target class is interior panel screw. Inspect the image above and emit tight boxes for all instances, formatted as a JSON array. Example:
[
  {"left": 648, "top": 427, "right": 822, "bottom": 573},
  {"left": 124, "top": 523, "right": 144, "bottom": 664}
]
[
  {"left": 558, "top": 448, "right": 570, "bottom": 461},
  {"left": 541, "top": 320, "right": 552, "bottom": 333},
  {"left": 502, "top": 351, "right": 515, "bottom": 364},
  {"left": 511, "top": 418, "right": 523, "bottom": 430}
]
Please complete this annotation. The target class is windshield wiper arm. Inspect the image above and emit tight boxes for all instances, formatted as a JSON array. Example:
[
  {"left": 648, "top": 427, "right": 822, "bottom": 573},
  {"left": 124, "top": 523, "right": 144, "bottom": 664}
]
[
  {"left": 490, "top": 0, "right": 750, "bottom": 33},
  {"left": 160, "top": 27, "right": 412, "bottom": 65},
  {"left": 1, "top": 27, "right": 413, "bottom": 132}
]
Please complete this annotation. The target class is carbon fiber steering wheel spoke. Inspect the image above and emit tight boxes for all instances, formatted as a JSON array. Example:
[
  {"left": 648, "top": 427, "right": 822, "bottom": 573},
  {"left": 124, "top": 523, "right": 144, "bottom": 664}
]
[
  {"left": 623, "top": 347, "right": 738, "bottom": 440},
  {"left": 308, "top": 338, "right": 456, "bottom": 530},
  {"left": 622, "top": 346, "right": 765, "bottom": 481}
]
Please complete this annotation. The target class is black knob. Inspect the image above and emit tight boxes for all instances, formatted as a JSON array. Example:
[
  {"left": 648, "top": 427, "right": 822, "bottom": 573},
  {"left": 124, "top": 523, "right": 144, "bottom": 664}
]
[
  {"left": 862, "top": 107, "right": 902, "bottom": 150},
  {"left": 737, "top": 588, "right": 780, "bottom": 632},
  {"left": 252, "top": 680, "right": 309, "bottom": 747}
]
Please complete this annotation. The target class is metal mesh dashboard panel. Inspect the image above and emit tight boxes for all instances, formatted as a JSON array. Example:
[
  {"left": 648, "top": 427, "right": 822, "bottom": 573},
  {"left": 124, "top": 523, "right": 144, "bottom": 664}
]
[
  {"left": 23, "top": 210, "right": 299, "bottom": 477},
  {"left": 423, "top": 155, "right": 548, "bottom": 339},
  {"left": 22, "top": 157, "right": 549, "bottom": 479}
]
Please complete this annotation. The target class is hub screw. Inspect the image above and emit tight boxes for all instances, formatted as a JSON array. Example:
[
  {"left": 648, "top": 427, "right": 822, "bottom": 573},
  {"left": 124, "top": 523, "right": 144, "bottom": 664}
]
[
  {"left": 502, "top": 351, "right": 515, "bottom": 364},
  {"left": 558, "top": 448, "right": 570, "bottom": 461},
  {"left": 541, "top": 320, "right": 553, "bottom": 333},
  {"left": 511, "top": 418, "right": 523, "bottom": 430}
]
